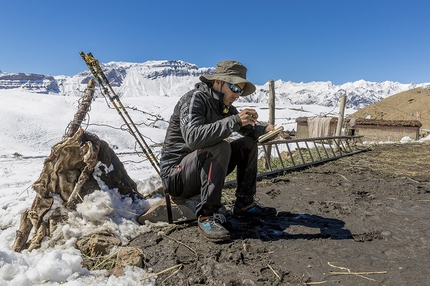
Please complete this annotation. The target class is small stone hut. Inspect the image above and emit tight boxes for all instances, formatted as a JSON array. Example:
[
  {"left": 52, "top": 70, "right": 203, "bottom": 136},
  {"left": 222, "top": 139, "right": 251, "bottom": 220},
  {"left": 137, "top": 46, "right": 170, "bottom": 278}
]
[{"left": 346, "top": 118, "right": 422, "bottom": 142}]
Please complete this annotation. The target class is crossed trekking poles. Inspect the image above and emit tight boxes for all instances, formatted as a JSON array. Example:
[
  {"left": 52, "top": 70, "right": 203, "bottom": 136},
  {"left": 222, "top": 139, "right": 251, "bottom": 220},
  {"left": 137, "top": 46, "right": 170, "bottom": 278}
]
[
  {"left": 80, "top": 52, "right": 177, "bottom": 223},
  {"left": 80, "top": 52, "right": 160, "bottom": 176}
]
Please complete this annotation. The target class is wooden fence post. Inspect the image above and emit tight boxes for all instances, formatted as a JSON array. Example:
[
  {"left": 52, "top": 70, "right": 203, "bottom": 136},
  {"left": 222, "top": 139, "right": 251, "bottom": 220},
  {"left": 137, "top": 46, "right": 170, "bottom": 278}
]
[
  {"left": 334, "top": 95, "right": 347, "bottom": 151},
  {"left": 266, "top": 80, "right": 275, "bottom": 168},
  {"left": 269, "top": 79, "right": 275, "bottom": 126},
  {"left": 335, "top": 95, "right": 347, "bottom": 136}
]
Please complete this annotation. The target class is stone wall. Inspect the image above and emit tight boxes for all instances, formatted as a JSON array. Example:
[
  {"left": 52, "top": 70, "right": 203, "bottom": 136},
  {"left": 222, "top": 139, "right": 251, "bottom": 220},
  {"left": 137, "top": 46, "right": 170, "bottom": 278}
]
[{"left": 296, "top": 117, "right": 421, "bottom": 142}]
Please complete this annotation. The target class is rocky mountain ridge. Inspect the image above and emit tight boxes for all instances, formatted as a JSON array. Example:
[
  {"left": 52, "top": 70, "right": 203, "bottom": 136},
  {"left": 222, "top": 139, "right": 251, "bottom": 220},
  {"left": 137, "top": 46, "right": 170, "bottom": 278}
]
[{"left": 1, "top": 60, "right": 427, "bottom": 109}]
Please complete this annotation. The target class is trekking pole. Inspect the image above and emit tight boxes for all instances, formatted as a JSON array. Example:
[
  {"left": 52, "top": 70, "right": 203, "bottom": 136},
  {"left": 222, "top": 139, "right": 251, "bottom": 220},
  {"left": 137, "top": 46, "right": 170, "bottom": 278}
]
[{"left": 79, "top": 51, "right": 160, "bottom": 176}]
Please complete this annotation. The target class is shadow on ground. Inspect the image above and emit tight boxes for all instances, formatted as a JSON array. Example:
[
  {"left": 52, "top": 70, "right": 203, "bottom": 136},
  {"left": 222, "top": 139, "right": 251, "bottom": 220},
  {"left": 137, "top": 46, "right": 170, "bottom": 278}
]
[{"left": 226, "top": 211, "right": 352, "bottom": 241}]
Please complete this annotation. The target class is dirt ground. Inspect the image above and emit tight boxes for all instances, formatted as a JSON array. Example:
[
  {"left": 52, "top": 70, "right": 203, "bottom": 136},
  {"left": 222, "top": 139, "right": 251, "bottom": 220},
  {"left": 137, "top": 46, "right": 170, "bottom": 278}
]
[{"left": 130, "top": 142, "right": 430, "bottom": 285}]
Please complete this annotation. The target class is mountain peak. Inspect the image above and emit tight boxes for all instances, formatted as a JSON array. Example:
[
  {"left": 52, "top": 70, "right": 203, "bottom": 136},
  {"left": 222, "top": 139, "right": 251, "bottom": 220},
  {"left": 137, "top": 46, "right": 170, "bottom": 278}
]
[{"left": 0, "top": 60, "right": 428, "bottom": 109}]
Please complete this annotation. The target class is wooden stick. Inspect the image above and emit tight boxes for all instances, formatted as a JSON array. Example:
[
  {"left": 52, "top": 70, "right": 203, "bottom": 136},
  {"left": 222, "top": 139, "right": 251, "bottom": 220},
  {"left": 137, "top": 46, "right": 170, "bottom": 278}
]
[
  {"left": 338, "top": 174, "right": 349, "bottom": 181},
  {"left": 328, "top": 262, "right": 387, "bottom": 282},
  {"left": 140, "top": 264, "right": 182, "bottom": 281},
  {"left": 163, "top": 235, "right": 197, "bottom": 255},
  {"left": 267, "top": 264, "right": 281, "bottom": 280},
  {"left": 330, "top": 271, "right": 387, "bottom": 275},
  {"left": 91, "top": 249, "right": 120, "bottom": 270},
  {"left": 161, "top": 267, "right": 181, "bottom": 283},
  {"left": 406, "top": 177, "right": 419, "bottom": 183}
]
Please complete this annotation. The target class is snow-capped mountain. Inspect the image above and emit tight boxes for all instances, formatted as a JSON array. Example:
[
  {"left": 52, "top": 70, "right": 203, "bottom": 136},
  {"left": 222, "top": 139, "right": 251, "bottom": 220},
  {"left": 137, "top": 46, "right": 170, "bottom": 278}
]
[
  {"left": 245, "top": 79, "right": 419, "bottom": 108},
  {"left": 0, "top": 60, "right": 426, "bottom": 109},
  {"left": 0, "top": 72, "right": 60, "bottom": 93}
]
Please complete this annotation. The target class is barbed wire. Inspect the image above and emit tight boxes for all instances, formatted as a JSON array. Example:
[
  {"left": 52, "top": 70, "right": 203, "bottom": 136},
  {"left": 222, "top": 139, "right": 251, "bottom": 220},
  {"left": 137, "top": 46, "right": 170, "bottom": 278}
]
[
  {"left": 63, "top": 91, "right": 94, "bottom": 136},
  {"left": 62, "top": 91, "right": 165, "bottom": 164}
]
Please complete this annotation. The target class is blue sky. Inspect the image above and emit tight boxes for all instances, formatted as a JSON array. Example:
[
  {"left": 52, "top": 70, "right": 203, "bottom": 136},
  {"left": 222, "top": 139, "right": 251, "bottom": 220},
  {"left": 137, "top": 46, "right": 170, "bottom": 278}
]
[{"left": 1, "top": 0, "right": 430, "bottom": 85}]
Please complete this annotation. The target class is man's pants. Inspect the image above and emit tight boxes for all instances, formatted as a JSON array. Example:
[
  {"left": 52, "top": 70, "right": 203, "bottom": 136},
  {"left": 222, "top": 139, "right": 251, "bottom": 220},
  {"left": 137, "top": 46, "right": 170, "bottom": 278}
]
[{"left": 164, "top": 136, "right": 258, "bottom": 216}]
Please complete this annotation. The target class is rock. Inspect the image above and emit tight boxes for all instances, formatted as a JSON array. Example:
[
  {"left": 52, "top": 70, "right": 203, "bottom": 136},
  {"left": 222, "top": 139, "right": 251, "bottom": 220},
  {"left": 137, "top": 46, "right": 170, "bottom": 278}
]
[
  {"left": 76, "top": 231, "right": 121, "bottom": 257},
  {"left": 138, "top": 196, "right": 200, "bottom": 224},
  {"left": 116, "top": 247, "right": 144, "bottom": 268}
]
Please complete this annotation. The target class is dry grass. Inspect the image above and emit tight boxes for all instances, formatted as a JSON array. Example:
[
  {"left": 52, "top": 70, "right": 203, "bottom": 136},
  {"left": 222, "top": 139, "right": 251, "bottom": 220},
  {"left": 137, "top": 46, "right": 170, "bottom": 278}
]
[
  {"left": 358, "top": 142, "right": 430, "bottom": 177},
  {"left": 348, "top": 87, "right": 430, "bottom": 129}
]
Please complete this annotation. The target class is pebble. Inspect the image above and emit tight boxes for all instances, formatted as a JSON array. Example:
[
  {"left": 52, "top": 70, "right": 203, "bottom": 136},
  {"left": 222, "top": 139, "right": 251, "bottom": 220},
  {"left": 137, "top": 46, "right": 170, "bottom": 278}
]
[{"left": 381, "top": 230, "right": 391, "bottom": 237}]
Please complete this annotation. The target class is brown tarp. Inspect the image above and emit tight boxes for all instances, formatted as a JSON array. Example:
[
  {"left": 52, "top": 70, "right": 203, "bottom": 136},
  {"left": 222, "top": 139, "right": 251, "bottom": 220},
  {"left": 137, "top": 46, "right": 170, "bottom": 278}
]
[
  {"left": 12, "top": 128, "right": 143, "bottom": 252},
  {"left": 307, "top": 117, "right": 332, "bottom": 137}
]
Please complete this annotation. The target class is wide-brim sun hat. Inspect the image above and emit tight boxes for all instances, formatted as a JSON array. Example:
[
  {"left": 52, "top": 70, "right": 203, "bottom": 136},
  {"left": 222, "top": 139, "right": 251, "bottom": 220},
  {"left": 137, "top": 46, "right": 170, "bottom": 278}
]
[{"left": 199, "top": 60, "right": 256, "bottom": 96}]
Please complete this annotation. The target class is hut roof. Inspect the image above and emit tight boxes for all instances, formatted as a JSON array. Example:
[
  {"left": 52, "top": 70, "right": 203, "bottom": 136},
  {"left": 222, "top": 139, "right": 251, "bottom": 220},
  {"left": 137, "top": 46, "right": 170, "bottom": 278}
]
[
  {"left": 349, "top": 118, "right": 422, "bottom": 127},
  {"left": 296, "top": 116, "right": 422, "bottom": 127},
  {"left": 295, "top": 116, "right": 337, "bottom": 123}
]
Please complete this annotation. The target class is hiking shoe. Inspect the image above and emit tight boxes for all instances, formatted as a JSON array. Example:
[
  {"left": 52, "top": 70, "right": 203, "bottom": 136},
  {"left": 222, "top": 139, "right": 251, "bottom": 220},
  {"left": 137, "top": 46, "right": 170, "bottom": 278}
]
[
  {"left": 234, "top": 201, "right": 277, "bottom": 217},
  {"left": 198, "top": 213, "right": 230, "bottom": 242}
]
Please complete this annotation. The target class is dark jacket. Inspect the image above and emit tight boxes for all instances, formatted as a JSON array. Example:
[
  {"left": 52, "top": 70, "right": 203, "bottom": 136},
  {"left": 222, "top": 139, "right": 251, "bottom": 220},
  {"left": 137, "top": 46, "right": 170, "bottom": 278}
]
[{"left": 159, "top": 82, "right": 266, "bottom": 178}]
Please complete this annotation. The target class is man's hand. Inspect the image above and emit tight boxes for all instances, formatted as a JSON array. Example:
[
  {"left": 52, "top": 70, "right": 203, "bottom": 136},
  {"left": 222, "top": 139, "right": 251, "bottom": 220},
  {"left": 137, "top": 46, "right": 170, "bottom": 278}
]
[
  {"left": 238, "top": 108, "right": 258, "bottom": 126},
  {"left": 264, "top": 124, "right": 275, "bottom": 133}
]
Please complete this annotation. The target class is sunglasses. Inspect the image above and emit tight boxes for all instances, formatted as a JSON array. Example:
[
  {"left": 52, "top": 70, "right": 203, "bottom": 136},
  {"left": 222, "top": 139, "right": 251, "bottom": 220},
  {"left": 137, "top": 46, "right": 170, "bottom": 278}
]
[{"left": 226, "top": 82, "right": 244, "bottom": 95}]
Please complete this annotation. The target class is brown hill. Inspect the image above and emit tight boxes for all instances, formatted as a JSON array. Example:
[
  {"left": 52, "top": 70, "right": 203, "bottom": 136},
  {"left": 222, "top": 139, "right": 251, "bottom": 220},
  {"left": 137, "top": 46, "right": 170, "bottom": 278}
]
[{"left": 348, "top": 87, "right": 430, "bottom": 130}]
